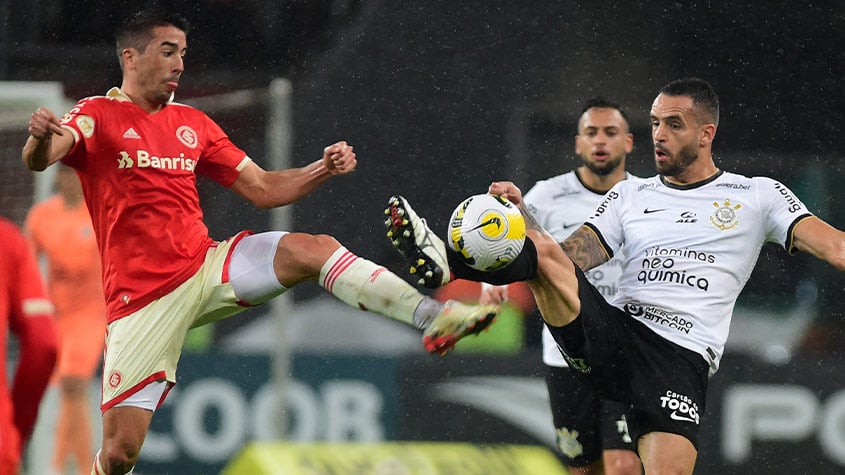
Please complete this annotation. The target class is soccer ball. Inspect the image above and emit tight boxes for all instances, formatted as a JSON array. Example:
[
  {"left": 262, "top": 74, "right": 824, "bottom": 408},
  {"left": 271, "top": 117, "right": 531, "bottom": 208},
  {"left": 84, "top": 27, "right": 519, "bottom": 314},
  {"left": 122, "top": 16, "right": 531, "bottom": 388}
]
[{"left": 447, "top": 193, "right": 526, "bottom": 271}]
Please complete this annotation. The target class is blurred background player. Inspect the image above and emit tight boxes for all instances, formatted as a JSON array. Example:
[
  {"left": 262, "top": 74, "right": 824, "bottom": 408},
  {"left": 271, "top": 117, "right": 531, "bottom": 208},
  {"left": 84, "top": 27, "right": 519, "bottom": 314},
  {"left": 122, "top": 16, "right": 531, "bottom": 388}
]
[
  {"left": 0, "top": 216, "right": 59, "bottom": 474},
  {"left": 481, "top": 97, "right": 642, "bottom": 475},
  {"left": 25, "top": 164, "right": 106, "bottom": 475}
]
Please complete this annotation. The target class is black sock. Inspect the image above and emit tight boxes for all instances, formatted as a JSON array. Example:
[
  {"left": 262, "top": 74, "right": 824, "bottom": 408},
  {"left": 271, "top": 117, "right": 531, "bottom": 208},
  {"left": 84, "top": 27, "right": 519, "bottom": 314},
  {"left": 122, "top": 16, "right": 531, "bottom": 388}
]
[{"left": 448, "top": 236, "right": 538, "bottom": 284}]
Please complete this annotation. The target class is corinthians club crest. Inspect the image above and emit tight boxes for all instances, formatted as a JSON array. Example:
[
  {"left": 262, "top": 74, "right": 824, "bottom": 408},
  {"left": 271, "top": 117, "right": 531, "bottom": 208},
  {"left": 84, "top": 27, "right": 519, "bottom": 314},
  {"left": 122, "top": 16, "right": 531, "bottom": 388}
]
[{"left": 710, "top": 199, "right": 741, "bottom": 230}]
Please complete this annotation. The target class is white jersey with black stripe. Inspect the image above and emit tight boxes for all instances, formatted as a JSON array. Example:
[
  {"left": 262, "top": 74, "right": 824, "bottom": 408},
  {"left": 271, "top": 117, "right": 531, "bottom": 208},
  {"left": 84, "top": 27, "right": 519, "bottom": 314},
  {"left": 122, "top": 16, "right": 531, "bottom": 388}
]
[
  {"left": 523, "top": 169, "right": 636, "bottom": 367},
  {"left": 586, "top": 170, "right": 813, "bottom": 373}
]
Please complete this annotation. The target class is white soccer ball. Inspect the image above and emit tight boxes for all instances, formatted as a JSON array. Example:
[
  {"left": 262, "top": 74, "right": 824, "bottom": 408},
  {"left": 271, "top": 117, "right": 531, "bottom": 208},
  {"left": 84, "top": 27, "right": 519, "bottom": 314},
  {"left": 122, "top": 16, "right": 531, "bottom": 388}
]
[{"left": 447, "top": 193, "right": 526, "bottom": 271}]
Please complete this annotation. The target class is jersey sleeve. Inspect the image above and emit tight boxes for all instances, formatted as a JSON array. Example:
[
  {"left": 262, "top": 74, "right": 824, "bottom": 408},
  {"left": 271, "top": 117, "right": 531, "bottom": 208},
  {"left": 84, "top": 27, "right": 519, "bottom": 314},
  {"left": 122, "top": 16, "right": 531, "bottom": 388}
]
[
  {"left": 194, "top": 113, "right": 250, "bottom": 187},
  {"left": 57, "top": 97, "right": 97, "bottom": 169},
  {"left": 523, "top": 181, "right": 550, "bottom": 229},
  {"left": 755, "top": 177, "right": 813, "bottom": 254},
  {"left": 584, "top": 182, "right": 626, "bottom": 259},
  {"left": 5, "top": 224, "right": 58, "bottom": 443}
]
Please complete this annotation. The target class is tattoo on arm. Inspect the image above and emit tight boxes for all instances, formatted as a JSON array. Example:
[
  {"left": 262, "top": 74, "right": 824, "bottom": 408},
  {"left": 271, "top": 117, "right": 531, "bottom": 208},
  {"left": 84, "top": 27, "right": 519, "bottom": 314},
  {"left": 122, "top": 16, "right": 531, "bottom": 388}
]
[
  {"left": 561, "top": 226, "right": 609, "bottom": 271},
  {"left": 517, "top": 201, "right": 547, "bottom": 233}
]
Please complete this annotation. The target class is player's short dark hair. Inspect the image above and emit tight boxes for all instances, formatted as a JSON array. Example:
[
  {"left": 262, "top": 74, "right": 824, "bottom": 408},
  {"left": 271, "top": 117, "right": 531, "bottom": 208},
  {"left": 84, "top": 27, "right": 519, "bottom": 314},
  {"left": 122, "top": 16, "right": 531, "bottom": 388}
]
[
  {"left": 579, "top": 96, "right": 630, "bottom": 130},
  {"left": 115, "top": 10, "right": 190, "bottom": 56},
  {"left": 658, "top": 78, "right": 720, "bottom": 127}
]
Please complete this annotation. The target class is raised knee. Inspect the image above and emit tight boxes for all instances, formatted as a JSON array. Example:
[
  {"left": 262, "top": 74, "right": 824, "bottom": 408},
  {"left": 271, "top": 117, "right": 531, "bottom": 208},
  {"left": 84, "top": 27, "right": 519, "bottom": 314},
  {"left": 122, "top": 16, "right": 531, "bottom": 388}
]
[
  {"left": 99, "top": 444, "right": 139, "bottom": 474},
  {"left": 528, "top": 230, "right": 561, "bottom": 260},
  {"left": 277, "top": 233, "right": 342, "bottom": 276}
]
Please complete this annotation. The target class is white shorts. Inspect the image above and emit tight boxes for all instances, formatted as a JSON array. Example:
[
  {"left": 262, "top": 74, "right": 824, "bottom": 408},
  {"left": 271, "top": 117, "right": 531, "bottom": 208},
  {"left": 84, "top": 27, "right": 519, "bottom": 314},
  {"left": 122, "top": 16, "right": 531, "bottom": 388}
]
[{"left": 103, "top": 231, "right": 288, "bottom": 412}]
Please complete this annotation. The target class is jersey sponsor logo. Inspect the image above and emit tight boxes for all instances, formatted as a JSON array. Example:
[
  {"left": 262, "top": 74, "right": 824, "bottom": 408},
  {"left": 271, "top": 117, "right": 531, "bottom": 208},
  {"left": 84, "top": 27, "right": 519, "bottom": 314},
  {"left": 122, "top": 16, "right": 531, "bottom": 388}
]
[
  {"left": 637, "top": 182, "right": 657, "bottom": 191},
  {"left": 117, "top": 149, "right": 197, "bottom": 171},
  {"left": 659, "top": 390, "right": 700, "bottom": 425},
  {"left": 176, "top": 125, "right": 199, "bottom": 148},
  {"left": 552, "top": 190, "right": 582, "bottom": 199},
  {"left": 643, "top": 207, "right": 667, "bottom": 214},
  {"left": 625, "top": 303, "right": 694, "bottom": 334},
  {"left": 637, "top": 247, "right": 713, "bottom": 291},
  {"left": 710, "top": 199, "right": 741, "bottom": 230},
  {"left": 676, "top": 211, "right": 698, "bottom": 223},
  {"left": 715, "top": 182, "right": 751, "bottom": 190},
  {"left": 76, "top": 115, "right": 95, "bottom": 138},
  {"left": 589, "top": 190, "right": 619, "bottom": 219},
  {"left": 122, "top": 127, "right": 142, "bottom": 139},
  {"left": 773, "top": 182, "right": 803, "bottom": 213}
]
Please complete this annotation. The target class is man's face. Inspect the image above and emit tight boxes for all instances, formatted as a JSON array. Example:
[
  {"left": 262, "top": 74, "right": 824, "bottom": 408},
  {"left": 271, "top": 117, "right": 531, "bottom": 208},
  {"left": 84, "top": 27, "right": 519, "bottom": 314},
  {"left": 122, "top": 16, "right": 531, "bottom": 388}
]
[
  {"left": 649, "top": 94, "right": 702, "bottom": 177},
  {"left": 128, "top": 25, "right": 186, "bottom": 104},
  {"left": 575, "top": 107, "right": 633, "bottom": 176}
]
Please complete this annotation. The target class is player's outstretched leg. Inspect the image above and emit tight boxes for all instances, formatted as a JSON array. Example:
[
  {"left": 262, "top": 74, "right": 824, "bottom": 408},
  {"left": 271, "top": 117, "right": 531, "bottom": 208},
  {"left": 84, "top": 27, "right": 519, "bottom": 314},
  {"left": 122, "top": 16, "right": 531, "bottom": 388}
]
[
  {"left": 316, "top": 243, "right": 498, "bottom": 355},
  {"left": 385, "top": 195, "right": 450, "bottom": 288},
  {"left": 424, "top": 300, "right": 497, "bottom": 355}
]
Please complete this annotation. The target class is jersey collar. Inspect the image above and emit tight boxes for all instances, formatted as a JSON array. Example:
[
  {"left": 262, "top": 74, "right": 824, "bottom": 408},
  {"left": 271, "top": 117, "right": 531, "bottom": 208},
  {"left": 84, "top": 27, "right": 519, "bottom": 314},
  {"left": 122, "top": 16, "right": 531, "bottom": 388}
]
[
  {"left": 106, "top": 87, "right": 175, "bottom": 104},
  {"left": 659, "top": 169, "right": 724, "bottom": 190}
]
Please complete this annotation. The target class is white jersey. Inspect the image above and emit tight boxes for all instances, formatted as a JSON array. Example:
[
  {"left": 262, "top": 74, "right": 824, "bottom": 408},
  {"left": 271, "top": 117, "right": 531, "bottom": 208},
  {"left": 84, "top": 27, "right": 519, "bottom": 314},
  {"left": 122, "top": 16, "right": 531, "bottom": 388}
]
[
  {"left": 523, "top": 170, "right": 635, "bottom": 367},
  {"left": 587, "top": 171, "right": 813, "bottom": 373}
]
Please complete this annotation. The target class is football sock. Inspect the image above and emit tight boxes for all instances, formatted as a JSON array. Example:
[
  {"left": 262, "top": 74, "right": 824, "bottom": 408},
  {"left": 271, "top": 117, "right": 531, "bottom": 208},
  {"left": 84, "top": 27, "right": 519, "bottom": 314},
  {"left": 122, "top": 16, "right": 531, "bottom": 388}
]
[
  {"left": 449, "top": 236, "right": 538, "bottom": 284},
  {"left": 91, "top": 450, "right": 105, "bottom": 475},
  {"left": 320, "top": 247, "right": 428, "bottom": 327}
]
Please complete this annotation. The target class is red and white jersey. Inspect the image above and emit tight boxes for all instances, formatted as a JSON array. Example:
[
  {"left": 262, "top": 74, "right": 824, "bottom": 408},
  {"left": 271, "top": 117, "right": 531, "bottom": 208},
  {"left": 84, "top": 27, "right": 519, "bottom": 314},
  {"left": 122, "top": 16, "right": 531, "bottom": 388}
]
[{"left": 60, "top": 88, "right": 252, "bottom": 322}]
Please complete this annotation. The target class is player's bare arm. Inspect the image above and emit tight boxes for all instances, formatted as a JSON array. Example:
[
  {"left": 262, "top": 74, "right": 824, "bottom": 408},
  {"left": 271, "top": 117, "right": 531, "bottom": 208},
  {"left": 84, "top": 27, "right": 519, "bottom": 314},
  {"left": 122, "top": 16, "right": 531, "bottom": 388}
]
[
  {"left": 22, "top": 107, "right": 74, "bottom": 171},
  {"left": 561, "top": 225, "right": 610, "bottom": 272},
  {"left": 792, "top": 216, "right": 845, "bottom": 271},
  {"left": 230, "top": 141, "right": 356, "bottom": 209}
]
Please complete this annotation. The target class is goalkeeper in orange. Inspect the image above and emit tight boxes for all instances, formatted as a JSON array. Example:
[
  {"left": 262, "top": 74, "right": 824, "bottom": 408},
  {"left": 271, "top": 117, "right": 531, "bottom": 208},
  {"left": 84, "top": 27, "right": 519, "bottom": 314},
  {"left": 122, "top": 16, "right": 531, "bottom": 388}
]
[{"left": 26, "top": 164, "right": 106, "bottom": 475}]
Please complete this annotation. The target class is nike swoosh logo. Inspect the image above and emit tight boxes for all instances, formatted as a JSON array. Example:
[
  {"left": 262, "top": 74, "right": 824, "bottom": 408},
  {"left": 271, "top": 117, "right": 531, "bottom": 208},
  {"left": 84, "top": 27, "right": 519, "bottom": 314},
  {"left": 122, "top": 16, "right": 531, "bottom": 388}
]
[
  {"left": 670, "top": 411, "right": 696, "bottom": 423},
  {"left": 562, "top": 223, "right": 581, "bottom": 230},
  {"left": 643, "top": 208, "right": 667, "bottom": 214},
  {"left": 469, "top": 217, "right": 502, "bottom": 232}
]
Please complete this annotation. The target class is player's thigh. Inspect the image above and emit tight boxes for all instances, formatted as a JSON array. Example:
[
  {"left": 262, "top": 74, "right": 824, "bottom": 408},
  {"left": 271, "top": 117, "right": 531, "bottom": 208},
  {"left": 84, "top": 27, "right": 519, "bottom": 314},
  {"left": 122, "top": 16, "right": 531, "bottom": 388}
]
[
  {"left": 227, "top": 231, "right": 287, "bottom": 305},
  {"left": 637, "top": 431, "right": 696, "bottom": 474}
]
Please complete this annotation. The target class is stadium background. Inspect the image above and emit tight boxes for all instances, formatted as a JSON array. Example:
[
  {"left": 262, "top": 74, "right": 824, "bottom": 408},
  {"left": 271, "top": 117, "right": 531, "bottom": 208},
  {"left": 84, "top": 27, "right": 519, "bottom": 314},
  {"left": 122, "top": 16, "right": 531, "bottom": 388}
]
[{"left": 2, "top": 1, "right": 843, "bottom": 474}]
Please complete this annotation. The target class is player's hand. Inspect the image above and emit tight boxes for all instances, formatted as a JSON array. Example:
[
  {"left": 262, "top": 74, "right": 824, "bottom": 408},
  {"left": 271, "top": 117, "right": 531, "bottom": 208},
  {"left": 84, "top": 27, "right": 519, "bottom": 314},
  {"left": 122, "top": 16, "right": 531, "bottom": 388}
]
[
  {"left": 322, "top": 141, "right": 357, "bottom": 175},
  {"left": 28, "top": 107, "right": 65, "bottom": 141},
  {"left": 479, "top": 283, "right": 509, "bottom": 305},
  {"left": 488, "top": 181, "right": 523, "bottom": 205}
]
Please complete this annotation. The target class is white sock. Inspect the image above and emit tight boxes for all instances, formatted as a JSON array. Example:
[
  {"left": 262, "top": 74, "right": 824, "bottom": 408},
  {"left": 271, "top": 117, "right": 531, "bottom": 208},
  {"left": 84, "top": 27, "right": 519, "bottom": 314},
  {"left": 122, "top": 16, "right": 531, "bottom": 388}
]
[
  {"left": 91, "top": 450, "right": 106, "bottom": 475},
  {"left": 91, "top": 449, "right": 135, "bottom": 474},
  {"left": 320, "top": 247, "right": 426, "bottom": 326}
]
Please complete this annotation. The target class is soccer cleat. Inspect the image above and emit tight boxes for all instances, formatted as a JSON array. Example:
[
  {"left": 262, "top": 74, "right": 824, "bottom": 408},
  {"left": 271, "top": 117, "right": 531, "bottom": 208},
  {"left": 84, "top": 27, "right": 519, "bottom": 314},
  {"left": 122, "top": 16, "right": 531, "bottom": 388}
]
[
  {"left": 384, "top": 195, "right": 450, "bottom": 288},
  {"left": 423, "top": 300, "right": 498, "bottom": 355}
]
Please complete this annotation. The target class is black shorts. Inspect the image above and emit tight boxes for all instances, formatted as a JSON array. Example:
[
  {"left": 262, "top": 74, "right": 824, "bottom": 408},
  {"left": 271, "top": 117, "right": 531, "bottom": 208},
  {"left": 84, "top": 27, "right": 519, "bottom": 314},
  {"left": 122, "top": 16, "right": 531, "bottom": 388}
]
[
  {"left": 546, "top": 266, "right": 710, "bottom": 449},
  {"left": 545, "top": 365, "right": 635, "bottom": 467}
]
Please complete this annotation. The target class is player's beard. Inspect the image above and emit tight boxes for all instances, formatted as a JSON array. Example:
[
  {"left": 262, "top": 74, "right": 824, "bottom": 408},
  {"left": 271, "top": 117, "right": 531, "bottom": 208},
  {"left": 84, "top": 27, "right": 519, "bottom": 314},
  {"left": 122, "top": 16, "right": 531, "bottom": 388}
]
[
  {"left": 655, "top": 141, "right": 698, "bottom": 177},
  {"left": 584, "top": 153, "right": 624, "bottom": 176}
]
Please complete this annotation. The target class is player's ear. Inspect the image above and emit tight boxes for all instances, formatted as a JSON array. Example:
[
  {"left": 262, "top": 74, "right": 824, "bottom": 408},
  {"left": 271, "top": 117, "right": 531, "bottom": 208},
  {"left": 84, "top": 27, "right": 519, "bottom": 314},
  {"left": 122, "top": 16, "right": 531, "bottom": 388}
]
[
  {"left": 699, "top": 123, "right": 716, "bottom": 147},
  {"left": 121, "top": 48, "right": 136, "bottom": 70}
]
